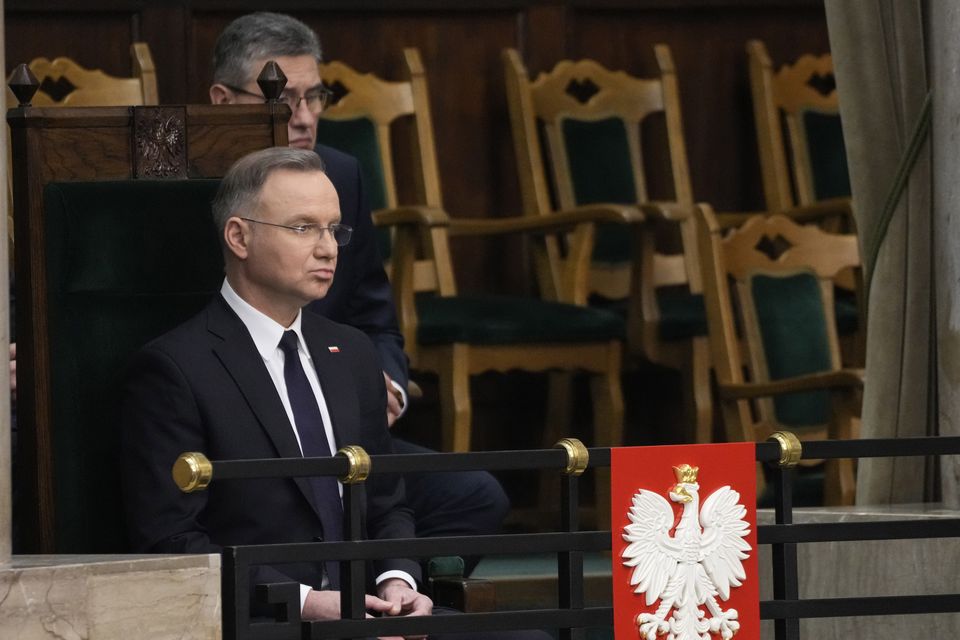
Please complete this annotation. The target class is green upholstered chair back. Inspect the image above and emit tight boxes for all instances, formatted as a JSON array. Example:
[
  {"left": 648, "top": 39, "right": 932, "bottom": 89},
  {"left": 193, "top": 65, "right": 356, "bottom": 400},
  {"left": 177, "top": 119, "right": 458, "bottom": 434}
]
[
  {"left": 43, "top": 179, "right": 222, "bottom": 552},
  {"left": 798, "top": 109, "right": 851, "bottom": 202},
  {"left": 745, "top": 270, "right": 832, "bottom": 427}
]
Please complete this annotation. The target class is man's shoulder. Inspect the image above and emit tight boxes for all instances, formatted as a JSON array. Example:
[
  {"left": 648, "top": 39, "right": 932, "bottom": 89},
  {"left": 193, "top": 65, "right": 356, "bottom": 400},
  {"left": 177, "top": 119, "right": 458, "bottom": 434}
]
[
  {"left": 313, "top": 143, "right": 360, "bottom": 175},
  {"left": 136, "top": 297, "right": 223, "bottom": 359}
]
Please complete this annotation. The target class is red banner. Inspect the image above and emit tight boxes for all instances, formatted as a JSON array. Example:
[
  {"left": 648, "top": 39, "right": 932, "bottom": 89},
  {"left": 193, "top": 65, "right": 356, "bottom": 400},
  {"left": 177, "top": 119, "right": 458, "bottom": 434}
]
[{"left": 611, "top": 443, "right": 759, "bottom": 640}]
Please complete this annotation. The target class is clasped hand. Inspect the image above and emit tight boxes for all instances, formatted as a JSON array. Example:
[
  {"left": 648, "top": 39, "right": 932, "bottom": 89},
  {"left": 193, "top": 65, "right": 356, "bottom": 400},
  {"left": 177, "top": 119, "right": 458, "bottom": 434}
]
[{"left": 302, "top": 578, "right": 432, "bottom": 640}]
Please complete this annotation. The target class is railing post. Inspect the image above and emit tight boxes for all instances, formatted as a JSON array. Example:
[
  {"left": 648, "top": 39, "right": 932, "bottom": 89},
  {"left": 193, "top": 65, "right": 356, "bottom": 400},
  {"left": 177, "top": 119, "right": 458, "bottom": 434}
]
[
  {"left": 338, "top": 446, "right": 371, "bottom": 628},
  {"left": 769, "top": 432, "right": 802, "bottom": 640},
  {"left": 556, "top": 438, "right": 588, "bottom": 640}
]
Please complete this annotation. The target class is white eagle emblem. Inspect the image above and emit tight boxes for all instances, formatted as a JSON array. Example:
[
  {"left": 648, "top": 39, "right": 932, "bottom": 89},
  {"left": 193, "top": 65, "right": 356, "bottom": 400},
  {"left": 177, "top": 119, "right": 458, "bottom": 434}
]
[{"left": 621, "top": 464, "right": 751, "bottom": 640}]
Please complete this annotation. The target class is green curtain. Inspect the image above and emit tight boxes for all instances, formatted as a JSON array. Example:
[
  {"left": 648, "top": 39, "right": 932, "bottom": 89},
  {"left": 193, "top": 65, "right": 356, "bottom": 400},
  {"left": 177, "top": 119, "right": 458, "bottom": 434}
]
[{"left": 824, "top": 0, "right": 938, "bottom": 504}]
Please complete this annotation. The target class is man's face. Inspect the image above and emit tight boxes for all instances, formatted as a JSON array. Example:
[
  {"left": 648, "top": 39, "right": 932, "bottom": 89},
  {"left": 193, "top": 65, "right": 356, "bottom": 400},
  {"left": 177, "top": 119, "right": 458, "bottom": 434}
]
[
  {"left": 235, "top": 169, "right": 340, "bottom": 319},
  {"left": 211, "top": 54, "right": 323, "bottom": 150}
]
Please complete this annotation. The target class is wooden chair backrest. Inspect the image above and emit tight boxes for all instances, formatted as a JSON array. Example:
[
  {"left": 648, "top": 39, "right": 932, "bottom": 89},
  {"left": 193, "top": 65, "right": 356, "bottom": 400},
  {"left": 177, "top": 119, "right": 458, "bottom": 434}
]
[
  {"left": 318, "top": 49, "right": 456, "bottom": 359},
  {"left": 21, "top": 43, "right": 158, "bottom": 106},
  {"left": 503, "top": 45, "right": 700, "bottom": 301},
  {"left": 698, "top": 207, "right": 860, "bottom": 441},
  {"left": 748, "top": 40, "right": 843, "bottom": 210}
]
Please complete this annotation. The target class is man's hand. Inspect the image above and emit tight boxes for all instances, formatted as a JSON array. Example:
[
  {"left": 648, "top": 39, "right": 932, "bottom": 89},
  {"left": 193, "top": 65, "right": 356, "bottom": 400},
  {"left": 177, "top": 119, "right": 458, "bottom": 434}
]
[
  {"left": 378, "top": 578, "right": 433, "bottom": 639},
  {"left": 383, "top": 371, "right": 403, "bottom": 428},
  {"left": 301, "top": 588, "right": 405, "bottom": 621}
]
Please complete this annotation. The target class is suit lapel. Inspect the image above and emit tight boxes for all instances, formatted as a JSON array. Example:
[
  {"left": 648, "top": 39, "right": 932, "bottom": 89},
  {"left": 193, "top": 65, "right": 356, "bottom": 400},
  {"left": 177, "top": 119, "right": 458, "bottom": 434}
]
[{"left": 206, "top": 296, "right": 320, "bottom": 513}]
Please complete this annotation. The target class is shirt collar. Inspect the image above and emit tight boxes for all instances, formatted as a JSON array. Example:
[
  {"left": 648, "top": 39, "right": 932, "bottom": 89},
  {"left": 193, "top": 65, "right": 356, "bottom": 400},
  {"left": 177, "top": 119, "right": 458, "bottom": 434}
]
[{"left": 220, "top": 278, "right": 305, "bottom": 360}]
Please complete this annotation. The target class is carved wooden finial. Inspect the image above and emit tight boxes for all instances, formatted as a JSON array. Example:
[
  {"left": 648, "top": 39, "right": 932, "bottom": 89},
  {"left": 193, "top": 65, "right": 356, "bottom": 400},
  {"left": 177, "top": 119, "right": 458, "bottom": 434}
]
[
  {"left": 9, "top": 64, "right": 39, "bottom": 106},
  {"left": 257, "top": 61, "right": 287, "bottom": 102}
]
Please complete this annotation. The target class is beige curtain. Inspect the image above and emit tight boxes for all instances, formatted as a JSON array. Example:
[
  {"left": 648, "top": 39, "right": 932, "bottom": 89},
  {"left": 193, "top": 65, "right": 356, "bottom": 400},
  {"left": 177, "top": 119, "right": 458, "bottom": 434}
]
[{"left": 823, "top": 1, "right": 941, "bottom": 504}]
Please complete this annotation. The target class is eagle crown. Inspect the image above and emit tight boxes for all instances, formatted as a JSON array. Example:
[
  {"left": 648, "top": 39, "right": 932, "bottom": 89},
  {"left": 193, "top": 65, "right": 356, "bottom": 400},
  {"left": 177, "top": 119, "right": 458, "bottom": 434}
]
[{"left": 673, "top": 464, "right": 699, "bottom": 484}]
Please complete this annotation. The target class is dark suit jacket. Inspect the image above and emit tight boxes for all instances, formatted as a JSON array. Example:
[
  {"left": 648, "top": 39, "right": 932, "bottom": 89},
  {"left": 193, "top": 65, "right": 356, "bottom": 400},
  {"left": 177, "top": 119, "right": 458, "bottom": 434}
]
[
  {"left": 307, "top": 144, "right": 408, "bottom": 390},
  {"left": 120, "top": 294, "right": 420, "bottom": 590}
]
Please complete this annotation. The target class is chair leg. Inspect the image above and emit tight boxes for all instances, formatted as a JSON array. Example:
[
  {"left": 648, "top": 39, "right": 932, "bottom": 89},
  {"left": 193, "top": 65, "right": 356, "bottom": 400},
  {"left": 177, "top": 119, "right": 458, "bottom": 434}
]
[
  {"left": 691, "top": 336, "right": 714, "bottom": 443},
  {"left": 589, "top": 346, "right": 624, "bottom": 529},
  {"left": 439, "top": 344, "right": 472, "bottom": 452},
  {"left": 540, "top": 372, "right": 575, "bottom": 512}
]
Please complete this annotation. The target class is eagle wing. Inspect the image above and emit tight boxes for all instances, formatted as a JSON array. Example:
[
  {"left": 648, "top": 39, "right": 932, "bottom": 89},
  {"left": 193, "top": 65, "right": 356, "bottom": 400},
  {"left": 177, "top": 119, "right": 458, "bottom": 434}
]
[
  {"left": 698, "top": 485, "right": 752, "bottom": 600},
  {"left": 621, "top": 489, "right": 682, "bottom": 606}
]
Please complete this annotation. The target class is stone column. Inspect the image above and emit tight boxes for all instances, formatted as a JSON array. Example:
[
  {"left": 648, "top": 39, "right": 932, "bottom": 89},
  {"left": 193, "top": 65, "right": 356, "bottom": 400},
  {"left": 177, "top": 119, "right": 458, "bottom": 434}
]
[{"left": 0, "top": 0, "right": 11, "bottom": 565}]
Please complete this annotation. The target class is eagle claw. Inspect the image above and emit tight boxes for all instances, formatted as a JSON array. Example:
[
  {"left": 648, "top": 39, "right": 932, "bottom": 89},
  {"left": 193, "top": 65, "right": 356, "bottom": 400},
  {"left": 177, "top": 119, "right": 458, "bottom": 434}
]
[
  {"left": 708, "top": 608, "right": 740, "bottom": 640},
  {"left": 636, "top": 612, "right": 669, "bottom": 639}
]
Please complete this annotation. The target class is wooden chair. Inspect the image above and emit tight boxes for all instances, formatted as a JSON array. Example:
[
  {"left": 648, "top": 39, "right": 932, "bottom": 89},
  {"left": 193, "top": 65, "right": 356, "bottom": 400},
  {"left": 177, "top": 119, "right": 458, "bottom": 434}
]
[
  {"left": 8, "top": 63, "right": 289, "bottom": 552},
  {"left": 696, "top": 204, "right": 860, "bottom": 506},
  {"left": 6, "top": 43, "right": 158, "bottom": 247},
  {"left": 20, "top": 43, "right": 158, "bottom": 106},
  {"left": 317, "top": 49, "right": 637, "bottom": 514},
  {"left": 747, "top": 39, "right": 863, "bottom": 367},
  {"left": 502, "top": 46, "right": 712, "bottom": 444}
]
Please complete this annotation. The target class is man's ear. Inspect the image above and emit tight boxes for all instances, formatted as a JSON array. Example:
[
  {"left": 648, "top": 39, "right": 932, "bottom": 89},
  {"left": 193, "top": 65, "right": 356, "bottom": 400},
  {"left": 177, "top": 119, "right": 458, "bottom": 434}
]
[
  {"left": 224, "top": 217, "right": 250, "bottom": 259},
  {"left": 210, "top": 83, "right": 233, "bottom": 105}
]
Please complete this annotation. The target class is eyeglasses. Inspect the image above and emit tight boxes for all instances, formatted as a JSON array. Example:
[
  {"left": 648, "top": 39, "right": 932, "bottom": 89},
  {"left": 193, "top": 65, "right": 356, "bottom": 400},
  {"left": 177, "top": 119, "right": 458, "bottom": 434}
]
[
  {"left": 224, "top": 84, "right": 334, "bottom": 113},
  {"left": 240, "top": 217, "right": 353, "bottom": 246}
]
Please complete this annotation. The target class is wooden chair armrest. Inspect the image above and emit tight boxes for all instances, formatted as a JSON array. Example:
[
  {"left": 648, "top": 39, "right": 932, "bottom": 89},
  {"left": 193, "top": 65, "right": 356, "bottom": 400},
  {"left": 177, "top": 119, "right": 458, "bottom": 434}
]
[
  {"left": 447, "top": 204, "right": 643, "bottom": 237},
  {"left": 718, "top": 368, "right": 864, "bottom": 400},
  {"left": 373, "top": 205, "right": 450, "bottom": 227},
  {"left": 428, "top": 575, "right": 496, "bottom": 613},
  {"left": 636, "top": 200, "right": 700, "bottom": 222}
]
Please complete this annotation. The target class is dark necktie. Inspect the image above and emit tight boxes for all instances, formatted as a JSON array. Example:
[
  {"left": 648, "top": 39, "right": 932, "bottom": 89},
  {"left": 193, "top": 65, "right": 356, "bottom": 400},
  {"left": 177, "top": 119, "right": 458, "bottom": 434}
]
[{"left": 278, "top": 330, "right": 342, "bottom": 588}]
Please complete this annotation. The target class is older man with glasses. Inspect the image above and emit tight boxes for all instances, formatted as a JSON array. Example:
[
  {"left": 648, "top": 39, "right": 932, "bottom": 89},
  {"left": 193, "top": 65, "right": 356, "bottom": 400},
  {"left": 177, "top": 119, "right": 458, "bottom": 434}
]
[{"left": 208, "top": 12, "right": 509, "bottom": 575}]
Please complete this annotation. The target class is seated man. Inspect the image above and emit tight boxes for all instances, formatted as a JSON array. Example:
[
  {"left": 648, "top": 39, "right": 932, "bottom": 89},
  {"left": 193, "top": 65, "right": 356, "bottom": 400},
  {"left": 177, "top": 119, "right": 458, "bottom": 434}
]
[
  {"left": 121, "top": 147, "right": 427, "bottom": 619},
  {"left": 209, "top": 12, "right": 507, "bottom": 562},
  {"left": 121, "top": 149, "right": 551, "bottom": 640}
]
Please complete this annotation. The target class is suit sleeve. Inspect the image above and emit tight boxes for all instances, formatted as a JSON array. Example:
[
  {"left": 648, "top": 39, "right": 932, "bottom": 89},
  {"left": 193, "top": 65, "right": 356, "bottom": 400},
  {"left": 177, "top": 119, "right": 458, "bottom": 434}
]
[
  {"left": 120, "top": 345, "right": 296, "bottom": 588},
  {"left": 342, "top": 161, "right": 410, "bottom": 389}
]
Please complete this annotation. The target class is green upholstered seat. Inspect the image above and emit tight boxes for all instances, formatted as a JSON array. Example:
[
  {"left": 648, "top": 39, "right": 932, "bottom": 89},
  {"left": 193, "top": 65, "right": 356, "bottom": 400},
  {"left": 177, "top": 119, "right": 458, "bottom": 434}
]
[
  {"left": 43, "top": 179, "right": 223, "bottom": 553},
  {"left": 416, "top": 294, "right": 625, "bottom": 346},
  {"left": 749, "top": 270, "right": 832, "bottom": 428}
]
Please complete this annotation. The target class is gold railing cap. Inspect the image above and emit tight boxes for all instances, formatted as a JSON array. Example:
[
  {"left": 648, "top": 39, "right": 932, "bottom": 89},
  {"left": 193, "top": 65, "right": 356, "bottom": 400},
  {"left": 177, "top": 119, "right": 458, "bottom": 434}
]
[
  {"left": 173, "top": 452, "right": 213, "bottom": 492},
  {"left": 768, "top": 431, "right": 803, "bottom": 468},
  {"left": 337, "top": 445, "right": 371, "bottom": 484},
  {"left": 554, "top": 437, "right": 589, "bottom": 476}
]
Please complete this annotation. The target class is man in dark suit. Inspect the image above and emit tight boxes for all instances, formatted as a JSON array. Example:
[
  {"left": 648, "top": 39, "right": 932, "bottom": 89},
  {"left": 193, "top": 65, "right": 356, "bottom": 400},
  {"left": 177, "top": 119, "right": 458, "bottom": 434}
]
[
  {"left": 209, "top": 12, "right": 508, "bottom": 560},
  {"left": 122, "top": 147, "right": 430, "bottom": 619}
]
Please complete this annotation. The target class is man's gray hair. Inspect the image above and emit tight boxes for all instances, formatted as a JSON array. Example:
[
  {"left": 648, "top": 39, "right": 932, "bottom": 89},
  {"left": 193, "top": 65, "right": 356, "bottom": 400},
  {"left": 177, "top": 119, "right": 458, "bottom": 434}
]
[
  {"left": 213, "top": 12, "right": 322, "bottom": 88},
  {"left": 212, "top": 146, "right": 326, "bottom": 240}
]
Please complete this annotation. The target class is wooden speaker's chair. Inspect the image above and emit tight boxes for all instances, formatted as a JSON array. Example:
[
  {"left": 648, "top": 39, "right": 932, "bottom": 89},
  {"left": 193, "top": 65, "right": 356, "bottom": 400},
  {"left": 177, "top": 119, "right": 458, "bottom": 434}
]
[
  {"left": 317, "top": 50, "right": 634, "bottom": 503},
  {"left": 8, "top": 70, "right": 289, "bottom": 551},
  {"left": 747, "top": 40, "right": 863, "bottom": 366},
  {"left": 502, "top": 46, "right": 712, "bottom": 443},
  {"left": 696, "top": 204, "right": 860, "bottom": 506}
]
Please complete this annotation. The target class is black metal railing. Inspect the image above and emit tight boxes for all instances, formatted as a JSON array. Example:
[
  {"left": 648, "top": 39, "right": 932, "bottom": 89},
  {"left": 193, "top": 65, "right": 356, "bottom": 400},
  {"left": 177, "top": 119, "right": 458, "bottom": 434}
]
[{"left": 179, "top": 436, "right": 960, "bottom": 640}]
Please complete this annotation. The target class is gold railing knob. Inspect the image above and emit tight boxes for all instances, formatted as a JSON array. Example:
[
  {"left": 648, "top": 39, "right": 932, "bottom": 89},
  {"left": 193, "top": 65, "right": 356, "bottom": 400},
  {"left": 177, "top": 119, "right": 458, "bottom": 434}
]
[
  {"left": 768, "top": 431, "right": 803, "bottom": 468},
  {"left": 173, "top": 452, "right": 213, "bottom": 493},
  {"left": 337, "top": 445, "right": 371, "bottom": 484},
  {"left": 554, "top": 438, "right": 589, "bottom": 476}
]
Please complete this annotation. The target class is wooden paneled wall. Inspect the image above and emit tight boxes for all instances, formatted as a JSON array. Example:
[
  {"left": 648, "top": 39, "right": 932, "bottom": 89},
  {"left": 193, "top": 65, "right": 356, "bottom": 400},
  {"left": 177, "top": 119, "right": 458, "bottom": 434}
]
[{"left": 5, "top": 0, "right": 830, "bottom": 295}]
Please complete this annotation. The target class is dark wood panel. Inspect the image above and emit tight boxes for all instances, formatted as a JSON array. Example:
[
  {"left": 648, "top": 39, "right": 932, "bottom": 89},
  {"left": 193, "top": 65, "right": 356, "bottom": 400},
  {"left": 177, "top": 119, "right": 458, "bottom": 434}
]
[{"left": 5, "top": 12, "right": 138, "bottom": 77}]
